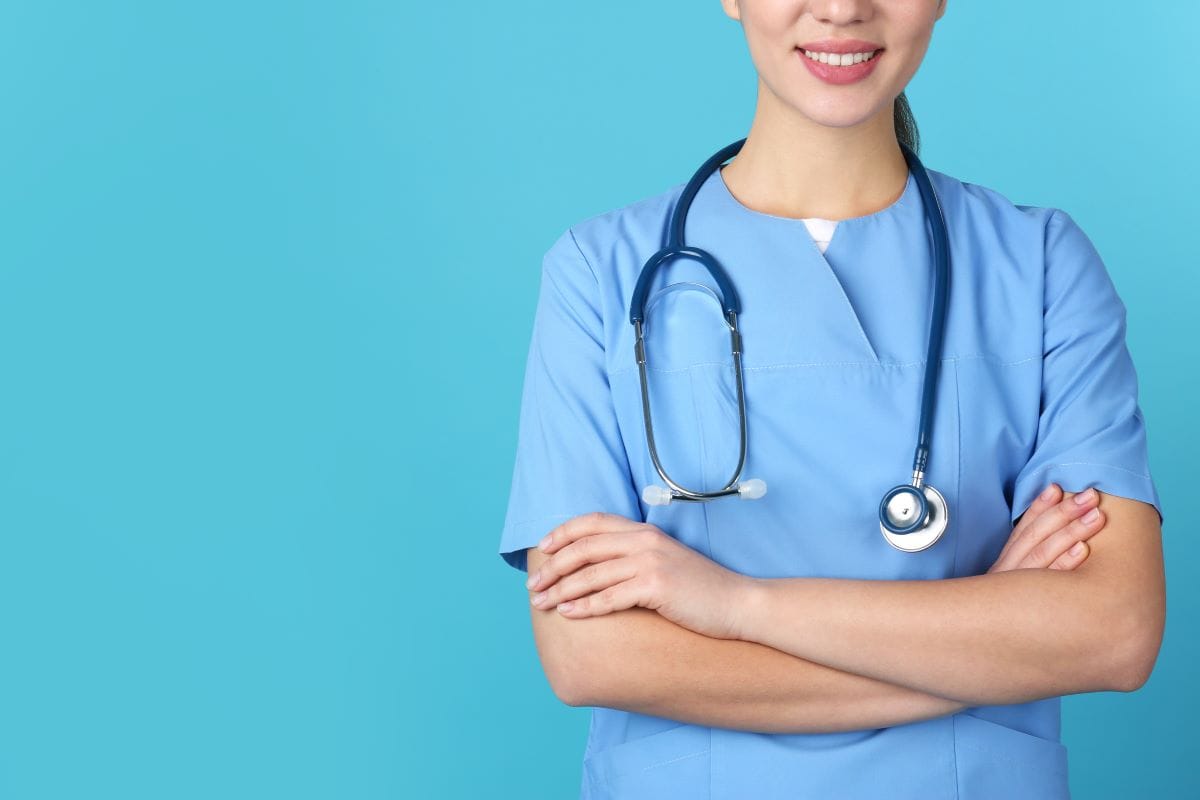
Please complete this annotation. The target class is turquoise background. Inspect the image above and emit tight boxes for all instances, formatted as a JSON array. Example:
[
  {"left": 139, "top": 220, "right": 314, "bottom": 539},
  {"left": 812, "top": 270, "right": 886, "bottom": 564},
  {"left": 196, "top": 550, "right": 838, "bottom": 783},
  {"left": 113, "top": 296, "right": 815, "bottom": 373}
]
[{"left": 1, "top": 1, "right": 1194, "bottom": 797}]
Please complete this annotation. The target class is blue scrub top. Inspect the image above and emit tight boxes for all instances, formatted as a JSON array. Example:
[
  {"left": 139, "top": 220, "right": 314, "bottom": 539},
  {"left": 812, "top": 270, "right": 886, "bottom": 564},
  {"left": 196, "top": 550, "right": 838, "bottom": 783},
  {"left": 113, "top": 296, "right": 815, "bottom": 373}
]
[{"left": 499, "top": 161, "right": 1164, "bottom": 800}]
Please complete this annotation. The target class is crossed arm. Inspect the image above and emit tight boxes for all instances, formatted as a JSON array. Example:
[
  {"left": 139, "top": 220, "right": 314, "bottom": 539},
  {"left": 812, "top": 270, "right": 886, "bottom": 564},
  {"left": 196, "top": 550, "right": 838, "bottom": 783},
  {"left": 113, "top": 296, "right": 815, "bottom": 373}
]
[
  {"left": 528, "top": 552, "right": 967, "bottom": 734},
  {"left": 526, "top": 491, "right": 1165, "bottom": 733}
]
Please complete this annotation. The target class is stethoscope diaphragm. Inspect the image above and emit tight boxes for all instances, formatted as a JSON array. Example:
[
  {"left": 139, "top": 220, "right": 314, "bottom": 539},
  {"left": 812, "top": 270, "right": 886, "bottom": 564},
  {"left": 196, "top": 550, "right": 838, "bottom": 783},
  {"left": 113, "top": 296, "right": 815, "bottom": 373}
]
[{"left": 879, "top": 482, "right": 950, "bottom": 552}]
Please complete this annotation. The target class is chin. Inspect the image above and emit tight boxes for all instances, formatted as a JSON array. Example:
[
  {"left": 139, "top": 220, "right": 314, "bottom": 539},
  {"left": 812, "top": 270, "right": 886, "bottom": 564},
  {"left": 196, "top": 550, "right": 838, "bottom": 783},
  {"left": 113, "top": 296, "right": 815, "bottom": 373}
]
[{"left": 791, "top": 100, "right": 884, "bottom": 130}]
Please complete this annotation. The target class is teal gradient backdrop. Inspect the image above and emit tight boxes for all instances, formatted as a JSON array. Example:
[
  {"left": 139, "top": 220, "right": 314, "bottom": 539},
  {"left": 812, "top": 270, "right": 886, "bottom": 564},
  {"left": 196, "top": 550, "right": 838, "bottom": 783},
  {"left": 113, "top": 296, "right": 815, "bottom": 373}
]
[{"left": 1, "top": 2, "right": 1195, "bottom": 798}]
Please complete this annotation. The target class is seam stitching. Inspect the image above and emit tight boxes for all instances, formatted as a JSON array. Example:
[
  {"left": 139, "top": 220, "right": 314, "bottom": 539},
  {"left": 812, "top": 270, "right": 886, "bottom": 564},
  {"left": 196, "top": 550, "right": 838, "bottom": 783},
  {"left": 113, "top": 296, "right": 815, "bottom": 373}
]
[{"left": 609, "top": 352, "right": 1041, "bottom": 378}]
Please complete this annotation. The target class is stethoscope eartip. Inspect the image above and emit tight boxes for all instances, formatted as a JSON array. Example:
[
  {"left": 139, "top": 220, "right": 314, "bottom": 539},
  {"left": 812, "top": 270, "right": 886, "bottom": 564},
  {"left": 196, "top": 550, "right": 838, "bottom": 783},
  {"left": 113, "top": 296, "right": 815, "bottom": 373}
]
[
  {"left": 737, "top": 478, "right": 767, "bottom": 500},
  {"left": 642, "top": 485, "right": 674, "bottom": 506}
]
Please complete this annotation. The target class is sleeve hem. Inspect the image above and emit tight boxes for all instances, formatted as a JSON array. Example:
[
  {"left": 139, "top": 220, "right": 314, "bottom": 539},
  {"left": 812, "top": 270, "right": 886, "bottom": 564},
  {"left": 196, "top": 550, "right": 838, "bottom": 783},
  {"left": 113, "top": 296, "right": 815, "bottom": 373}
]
[
  {"left": 499, "top": 511, "right": 607, "bottom": 573},
  {"left": 1010, "top": 461, "right": 1164, "bottom": 528}
]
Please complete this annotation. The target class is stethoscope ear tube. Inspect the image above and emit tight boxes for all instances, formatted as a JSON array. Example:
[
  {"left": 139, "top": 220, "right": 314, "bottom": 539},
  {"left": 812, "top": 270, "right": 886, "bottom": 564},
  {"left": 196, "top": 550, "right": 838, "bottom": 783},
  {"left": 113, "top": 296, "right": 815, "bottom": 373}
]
[{"left": 633, "top": 306, "right": 764, "bottom": 504}]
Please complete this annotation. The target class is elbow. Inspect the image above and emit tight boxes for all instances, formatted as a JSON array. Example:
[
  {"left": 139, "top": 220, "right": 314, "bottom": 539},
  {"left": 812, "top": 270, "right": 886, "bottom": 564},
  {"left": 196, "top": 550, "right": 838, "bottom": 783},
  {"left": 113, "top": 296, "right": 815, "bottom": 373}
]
[
  {"left": 545, "top": 657, "right": 592, "bottom": 707},
  {"left": 1108, "top": 604, "right": 1165, "bottom": 693},
  {"left": 554, "top": 679, "right": 592, "bottom": 708},
  {"left": 526, "top": 548, "right": 608, "bottom": 707},
  {"left": 541, "top": 627, "right": 634, "bottom": 708},
  {"left": 533, "top": 618, "right": 603, "bottom": 708},
  {"left": 548, "top": 653, "right": 613, "bottom": 708}
]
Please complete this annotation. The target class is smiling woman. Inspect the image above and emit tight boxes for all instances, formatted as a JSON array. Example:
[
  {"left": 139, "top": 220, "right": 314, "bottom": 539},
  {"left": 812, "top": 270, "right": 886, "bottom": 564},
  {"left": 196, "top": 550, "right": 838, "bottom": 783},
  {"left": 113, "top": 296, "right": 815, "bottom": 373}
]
[{"left": 497, "top": 1, "right": 1165, "bottom": 798}]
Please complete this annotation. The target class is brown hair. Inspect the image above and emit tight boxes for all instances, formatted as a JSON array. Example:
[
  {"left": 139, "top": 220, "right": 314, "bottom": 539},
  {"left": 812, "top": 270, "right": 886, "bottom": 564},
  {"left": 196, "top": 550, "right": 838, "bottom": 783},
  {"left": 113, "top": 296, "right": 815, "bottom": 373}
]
[{"left": 894, "top": 91, "right": 920, "bottom": 154}]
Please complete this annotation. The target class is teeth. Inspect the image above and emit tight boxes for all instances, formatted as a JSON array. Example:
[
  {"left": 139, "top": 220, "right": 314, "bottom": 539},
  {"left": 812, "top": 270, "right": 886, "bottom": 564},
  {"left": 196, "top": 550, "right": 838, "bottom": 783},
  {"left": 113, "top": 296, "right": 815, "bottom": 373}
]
[{"left": 804, "top": 49, "right": 878, "bottom": 66}]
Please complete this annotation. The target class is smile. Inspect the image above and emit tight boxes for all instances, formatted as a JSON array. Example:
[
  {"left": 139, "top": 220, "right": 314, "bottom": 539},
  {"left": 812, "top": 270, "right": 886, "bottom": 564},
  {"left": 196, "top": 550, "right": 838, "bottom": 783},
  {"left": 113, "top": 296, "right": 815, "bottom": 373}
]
[{"left": 802, "top": 49, "right": 879, "bottom": 66}]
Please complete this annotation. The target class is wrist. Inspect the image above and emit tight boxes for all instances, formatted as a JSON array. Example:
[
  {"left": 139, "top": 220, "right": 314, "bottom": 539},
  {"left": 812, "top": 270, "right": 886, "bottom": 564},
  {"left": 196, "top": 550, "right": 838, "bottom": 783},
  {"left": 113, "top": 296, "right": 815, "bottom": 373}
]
[{"left": 732, "top": 575, "right": 773, "bottom": 642}]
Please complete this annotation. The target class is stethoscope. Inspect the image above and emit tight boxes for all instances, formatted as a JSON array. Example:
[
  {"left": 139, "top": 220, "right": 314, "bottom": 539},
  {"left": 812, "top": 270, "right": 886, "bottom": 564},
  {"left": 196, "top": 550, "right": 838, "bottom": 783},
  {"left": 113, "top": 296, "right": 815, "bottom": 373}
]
[{"left": 628, "top": 137, "right": 952, "bottom": 553}]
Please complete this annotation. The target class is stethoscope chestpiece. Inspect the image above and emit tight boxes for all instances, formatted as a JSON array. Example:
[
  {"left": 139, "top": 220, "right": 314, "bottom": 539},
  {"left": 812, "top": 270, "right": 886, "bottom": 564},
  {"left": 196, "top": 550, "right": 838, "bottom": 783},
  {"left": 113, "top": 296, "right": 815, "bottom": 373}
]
[{"left": 878, "top": 483, "right": 949, "bottom": 552}]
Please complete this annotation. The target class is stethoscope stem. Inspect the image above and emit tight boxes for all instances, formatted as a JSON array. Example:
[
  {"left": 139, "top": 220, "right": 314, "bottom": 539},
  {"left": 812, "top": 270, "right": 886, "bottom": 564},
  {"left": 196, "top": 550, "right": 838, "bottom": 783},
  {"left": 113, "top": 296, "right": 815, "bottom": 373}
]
[{"left": 911, "top": 468, "right": 925, "bottom": 490}]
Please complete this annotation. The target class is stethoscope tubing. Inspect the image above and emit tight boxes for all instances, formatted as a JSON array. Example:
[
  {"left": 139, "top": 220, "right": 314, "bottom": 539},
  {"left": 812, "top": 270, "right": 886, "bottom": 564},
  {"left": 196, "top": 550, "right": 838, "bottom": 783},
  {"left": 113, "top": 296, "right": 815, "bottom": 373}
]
[
  {"left": 628, "top": 137, "right": 952, "bottom": 549},
  {"left": 902, "top": 143, "right": 951, "bottom": 487}
]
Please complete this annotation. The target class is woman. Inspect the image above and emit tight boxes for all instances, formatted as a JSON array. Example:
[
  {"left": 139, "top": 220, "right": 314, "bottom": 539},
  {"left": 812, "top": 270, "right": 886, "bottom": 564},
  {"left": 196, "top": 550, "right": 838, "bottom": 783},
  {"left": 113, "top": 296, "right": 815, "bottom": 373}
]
[{"left": 499, "top": 1, "right": 1166, "bottom": 797}]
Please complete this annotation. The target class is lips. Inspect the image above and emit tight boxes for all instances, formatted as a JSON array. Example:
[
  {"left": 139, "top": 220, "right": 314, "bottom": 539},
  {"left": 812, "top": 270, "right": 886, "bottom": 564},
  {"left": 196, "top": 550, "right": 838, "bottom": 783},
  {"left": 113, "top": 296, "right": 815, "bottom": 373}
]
[{"left": 797, "top": 44, "right": 883, "bottom": 86}]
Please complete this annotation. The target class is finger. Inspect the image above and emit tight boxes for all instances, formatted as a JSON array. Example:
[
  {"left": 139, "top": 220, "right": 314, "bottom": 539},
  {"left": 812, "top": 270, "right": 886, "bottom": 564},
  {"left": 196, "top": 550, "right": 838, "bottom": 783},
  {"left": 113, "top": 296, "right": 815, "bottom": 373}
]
[
  {"left": 1019, "top": 488, "right": 1099, "bottom": 553},
  {"left": 531, "top": 552, "right": 641, "bottom": 609},
  {"left": 1000, "top": 488, "right": 1100, "bottom": 569},
  {"left": 1011, "top": 483, "right": 1062, "bottom": 539},
  {"left": 1022, "top": 508, "right": 1105, "bottom": 569},
  {"left": 994, "top": 483, "right": 1063, "bottom": 567},
  {"left": 555, "top": 579, "right": 643, "bottom": 619},
  {"left": 537, "top": 512, "right": 645, "bottom": 554},
  {"left": 1048, "top": 539, "right": 1090, "bottom": 571},
  {"left": 528, "top": 529, "right": 650, "bottom": 592}
]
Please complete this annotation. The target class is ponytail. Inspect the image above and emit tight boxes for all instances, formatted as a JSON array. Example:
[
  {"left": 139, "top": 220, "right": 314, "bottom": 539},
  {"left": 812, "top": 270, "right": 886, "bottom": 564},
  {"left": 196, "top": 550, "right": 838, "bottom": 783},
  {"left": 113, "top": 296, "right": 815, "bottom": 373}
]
[{"left": 893, "top": 91, "right": 920, "bottom": 154}]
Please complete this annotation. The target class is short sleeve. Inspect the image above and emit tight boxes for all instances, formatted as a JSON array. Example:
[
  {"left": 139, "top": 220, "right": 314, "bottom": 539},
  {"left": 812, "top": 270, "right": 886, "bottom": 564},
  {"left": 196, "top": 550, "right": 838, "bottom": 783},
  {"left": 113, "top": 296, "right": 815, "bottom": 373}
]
[
  {"left": 498, "top": 228, "right": 642, "bottom": 572},
  {"left": 1010, "top": 209, "right": 1164, "bottom": 527}
]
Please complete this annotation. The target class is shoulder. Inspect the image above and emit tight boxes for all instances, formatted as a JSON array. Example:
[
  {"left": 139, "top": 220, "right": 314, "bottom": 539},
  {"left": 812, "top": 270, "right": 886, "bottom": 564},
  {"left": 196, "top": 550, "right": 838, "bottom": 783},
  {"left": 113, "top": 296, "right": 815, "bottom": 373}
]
[
  {"left": 924, "top": 167, "right": 1066, "bottom": 238},
  {"left": 925, "top": 166, "right": 1123, "bottom": 328},
  {"left": 545, "top": 179, "right": 687, "bottom": 275},
  {"left": 533, "top": 180, "right": 688, "bottom": 340},
  {"left": 925, "top": 167, "right": 1108, "bottom": 281}
]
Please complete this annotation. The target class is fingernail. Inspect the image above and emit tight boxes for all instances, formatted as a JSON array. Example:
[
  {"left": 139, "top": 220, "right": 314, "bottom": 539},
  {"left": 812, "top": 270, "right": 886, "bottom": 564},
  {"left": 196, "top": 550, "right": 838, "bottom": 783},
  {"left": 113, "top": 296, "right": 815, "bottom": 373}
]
[
  {"left": 1074, "top": 488, "right": 1095, "bottom": 505},
  {"left": 530, "top": 592, "right": 547, "bottom": 606},
  {"left": 525, "top": 570, "right": 540, "bottom": 590},
  {"left": 1083, "top": 508, "right": 1100, "bottom": 524},
  {"left": 1040, "top": 485, "right": 1056, "bottom": 501},
  {"left": 1070, "top": 541, "right": 1085, "bottom": 555},
  {"left": 557, "top": 602, "right": 573, "bottom": 612},
  {"left": 537, "top": 535, "right": 551, "bottom": 551}
]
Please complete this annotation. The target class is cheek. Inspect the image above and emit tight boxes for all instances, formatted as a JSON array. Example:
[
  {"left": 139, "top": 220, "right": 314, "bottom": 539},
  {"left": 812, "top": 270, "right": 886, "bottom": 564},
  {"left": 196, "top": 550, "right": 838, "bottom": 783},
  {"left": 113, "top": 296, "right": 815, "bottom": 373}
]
[
  {"left": 882, "top": 1, "right": 939, "bottom": 63},
  {"left": 881, "top": 38, "right": 933, "bottom": 90},
  {"left": 737, "top": 1, "right": 802, "bottom": 64}
]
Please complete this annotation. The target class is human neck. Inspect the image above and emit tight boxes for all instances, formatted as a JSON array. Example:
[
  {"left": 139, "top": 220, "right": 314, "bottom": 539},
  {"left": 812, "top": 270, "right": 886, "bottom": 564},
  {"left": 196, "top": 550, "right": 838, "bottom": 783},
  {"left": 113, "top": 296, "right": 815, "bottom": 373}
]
[{"left": 719, "top": 83, "right": 910, "bottom": 222}]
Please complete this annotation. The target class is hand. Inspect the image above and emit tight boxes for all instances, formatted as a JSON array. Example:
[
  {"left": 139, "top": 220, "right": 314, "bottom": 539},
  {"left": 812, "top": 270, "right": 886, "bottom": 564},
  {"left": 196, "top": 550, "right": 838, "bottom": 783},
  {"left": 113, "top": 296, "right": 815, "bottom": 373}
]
[
  {"left": 988, "top": 483, "right": 1106, "bottom": 574},
  {"left": 525, "top": 512, "right": 756, "bottom": 640}
]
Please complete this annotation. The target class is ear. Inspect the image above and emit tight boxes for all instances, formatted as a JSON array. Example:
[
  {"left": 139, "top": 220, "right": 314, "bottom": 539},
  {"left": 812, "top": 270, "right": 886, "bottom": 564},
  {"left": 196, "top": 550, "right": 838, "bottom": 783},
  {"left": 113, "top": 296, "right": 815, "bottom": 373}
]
[
  {"left": 720, "top": 0, "right": 741, "bottom": 22},
  {"left": 935, "top": 0, "right": 948, "bottom": 21}
]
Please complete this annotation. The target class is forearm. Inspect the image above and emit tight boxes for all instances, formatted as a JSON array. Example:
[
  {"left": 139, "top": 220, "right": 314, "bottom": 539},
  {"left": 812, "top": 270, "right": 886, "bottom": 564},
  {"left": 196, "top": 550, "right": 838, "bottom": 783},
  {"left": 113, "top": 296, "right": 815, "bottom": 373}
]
[
  {"left": 738, "top": 568, "right": 1135, "bottom": 707},
  {"left": 541, "top": 605, "right": 968, "bottom": 734}
]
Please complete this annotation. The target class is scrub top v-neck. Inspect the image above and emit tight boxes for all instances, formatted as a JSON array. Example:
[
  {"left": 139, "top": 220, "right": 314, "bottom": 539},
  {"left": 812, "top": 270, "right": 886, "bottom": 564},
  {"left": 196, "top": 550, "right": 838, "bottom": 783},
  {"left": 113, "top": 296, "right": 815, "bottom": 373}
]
[
  {"left": 499, "top": 157, "right": 1163, "bottom": 800},
  {"left": 800, "top": 217, "right": 838, "bottom": 253}
]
